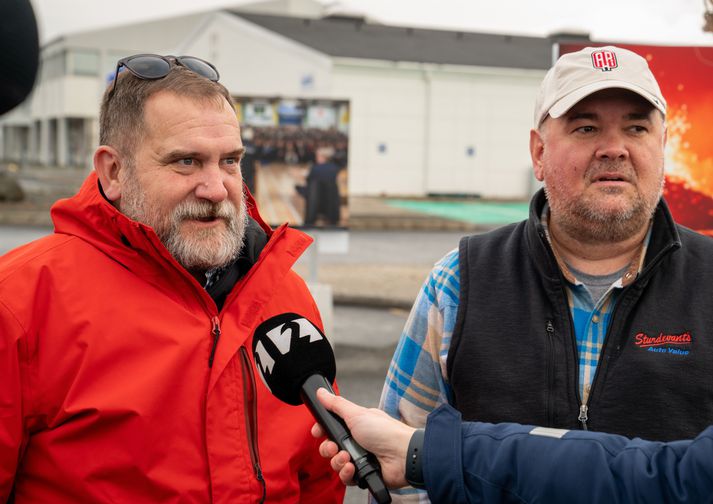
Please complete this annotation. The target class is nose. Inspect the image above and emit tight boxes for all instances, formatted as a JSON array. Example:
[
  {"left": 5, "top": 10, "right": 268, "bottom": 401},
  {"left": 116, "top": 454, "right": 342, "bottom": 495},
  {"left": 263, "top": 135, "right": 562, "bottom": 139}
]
[
  {"left": 194, "top": 165, "right": 229, "bottom": 203},
  {"left": 595, "top": 130, "right": 629, "bottom": 161}
]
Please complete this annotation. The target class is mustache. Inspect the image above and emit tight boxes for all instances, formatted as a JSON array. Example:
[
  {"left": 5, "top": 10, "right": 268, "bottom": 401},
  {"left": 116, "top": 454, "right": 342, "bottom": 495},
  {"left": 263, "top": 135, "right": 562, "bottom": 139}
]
[
  {"left": 172, "top": 200, "right": 237, "bottom": 221},
  {"left": 586, "top": 161, "right": 634, "bottom": 179}
]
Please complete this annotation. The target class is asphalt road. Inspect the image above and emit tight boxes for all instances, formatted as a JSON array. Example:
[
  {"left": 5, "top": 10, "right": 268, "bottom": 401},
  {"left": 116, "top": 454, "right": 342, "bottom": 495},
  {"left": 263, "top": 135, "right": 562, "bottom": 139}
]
[{"left": 313, "top": 229, "right": 463, "bottom": 266}]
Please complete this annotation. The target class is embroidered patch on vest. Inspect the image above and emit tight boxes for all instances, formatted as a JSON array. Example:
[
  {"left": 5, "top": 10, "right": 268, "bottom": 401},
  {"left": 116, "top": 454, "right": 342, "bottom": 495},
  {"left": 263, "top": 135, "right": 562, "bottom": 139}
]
[{"left": 634, "top": 331, "right": 692, "bottom": 356}]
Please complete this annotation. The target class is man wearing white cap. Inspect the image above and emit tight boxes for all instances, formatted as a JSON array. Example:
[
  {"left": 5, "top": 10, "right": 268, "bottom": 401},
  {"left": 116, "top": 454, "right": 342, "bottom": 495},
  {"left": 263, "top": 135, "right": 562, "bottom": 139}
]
[{"left": 378, "top": 45, "right": 713, "bottom": 502}]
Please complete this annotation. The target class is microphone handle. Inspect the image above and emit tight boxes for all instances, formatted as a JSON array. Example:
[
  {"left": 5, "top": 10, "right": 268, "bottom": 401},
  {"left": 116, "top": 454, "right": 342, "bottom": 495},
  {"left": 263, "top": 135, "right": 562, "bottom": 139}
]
[{"left": 301, "top": 374, "right": 392, "bottom": 504}]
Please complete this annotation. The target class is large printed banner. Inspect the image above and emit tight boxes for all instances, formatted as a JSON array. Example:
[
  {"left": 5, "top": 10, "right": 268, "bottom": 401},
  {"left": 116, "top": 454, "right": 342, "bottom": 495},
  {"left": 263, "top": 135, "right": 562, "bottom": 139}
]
[
  {"left": 233, "top": 97, "right": 350, "bottom": 229},
  {"left": 560, "top": 43, "right": 713, "bottom": 236}
]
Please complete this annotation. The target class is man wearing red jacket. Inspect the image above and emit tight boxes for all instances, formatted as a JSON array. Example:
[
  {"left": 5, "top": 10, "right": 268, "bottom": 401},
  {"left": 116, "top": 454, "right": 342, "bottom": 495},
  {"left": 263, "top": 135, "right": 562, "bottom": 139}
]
[{"left": 0, "top": 54, "right": 345, "bottom": 503}]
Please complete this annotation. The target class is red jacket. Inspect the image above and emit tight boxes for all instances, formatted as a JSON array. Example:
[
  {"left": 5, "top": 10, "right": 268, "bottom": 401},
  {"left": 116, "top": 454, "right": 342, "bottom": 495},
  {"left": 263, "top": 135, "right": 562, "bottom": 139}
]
[{"left": 0, "top": 173, "right": 345, "bottom": 503}]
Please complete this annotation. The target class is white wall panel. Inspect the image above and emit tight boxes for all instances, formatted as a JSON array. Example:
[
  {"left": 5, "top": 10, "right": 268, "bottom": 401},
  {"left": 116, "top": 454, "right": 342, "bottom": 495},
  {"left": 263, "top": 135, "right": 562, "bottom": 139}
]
[
  {"left": 63, "top": 77, "right": 103, "bottom": 116},
  {"left": 426, "top": 74, "right": 541, "bottom": 198},
  {"left": 332, "top": 66, "right": 427, "bottom": 196},
  {"left": 335, "top": 61, "right": 544, "bottom": 198}
]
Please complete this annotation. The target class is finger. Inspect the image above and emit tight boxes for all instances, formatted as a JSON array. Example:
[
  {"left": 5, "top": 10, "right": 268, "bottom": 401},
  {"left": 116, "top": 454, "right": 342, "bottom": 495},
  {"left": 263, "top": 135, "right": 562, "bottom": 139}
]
[
  {"left": 319, "top": 439, "right": 339, "bottom": 458},
  {"left": 330, "top": 450, "right": 350, "bottom": 472},
  {"left": 311, "top": 422, "right": 325, "bottom": 438},
  {"left": 338, "top": 461, "right": 356, "bottom": 486}
]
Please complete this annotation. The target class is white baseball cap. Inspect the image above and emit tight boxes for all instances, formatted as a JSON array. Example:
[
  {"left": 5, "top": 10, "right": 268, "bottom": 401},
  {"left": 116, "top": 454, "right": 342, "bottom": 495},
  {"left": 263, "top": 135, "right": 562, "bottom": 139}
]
[{"left": 534, "top": 45, "right": 667, "bottom": 127}]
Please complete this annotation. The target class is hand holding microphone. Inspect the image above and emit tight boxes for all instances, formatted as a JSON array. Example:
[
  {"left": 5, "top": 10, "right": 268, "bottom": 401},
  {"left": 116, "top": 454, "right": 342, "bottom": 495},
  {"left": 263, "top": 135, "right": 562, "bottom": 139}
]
[
  {"left": 252, "top": 313, "right": 392, "bottom": 504},
  {"left": 311, "top": 389, "right": 417, "bottom": 490}
]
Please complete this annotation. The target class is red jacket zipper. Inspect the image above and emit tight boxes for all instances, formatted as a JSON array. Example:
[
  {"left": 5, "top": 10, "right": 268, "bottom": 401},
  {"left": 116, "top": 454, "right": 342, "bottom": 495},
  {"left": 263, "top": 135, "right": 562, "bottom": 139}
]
[{"left": 239, "top": 346, "right": 266, "bottom": 502}]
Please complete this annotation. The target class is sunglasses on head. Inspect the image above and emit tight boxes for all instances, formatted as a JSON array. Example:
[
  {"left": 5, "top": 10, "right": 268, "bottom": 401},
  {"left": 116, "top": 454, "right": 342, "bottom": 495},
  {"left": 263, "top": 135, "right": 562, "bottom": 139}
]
[{"left": 108, "top": 54, "right": 220, "bottom": 97}]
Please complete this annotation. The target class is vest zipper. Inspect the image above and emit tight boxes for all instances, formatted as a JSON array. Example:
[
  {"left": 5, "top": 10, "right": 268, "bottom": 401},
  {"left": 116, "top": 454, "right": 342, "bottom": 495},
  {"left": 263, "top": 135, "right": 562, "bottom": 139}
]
[
  {"left": 545, "top": 320, "right": 556, "bottom": 425},
  {"left": 581, "top": 283, "right": 633, "bottom": 432},
  {"left": 208, "top": 316, "right": 221, "bottom": 368},
  {"left": 239, "top": 346, "right": 266, "bottom": 503},
  {"left": 563, "top": 289, "right": 590, "bottom": 431},
  {"left": 578, "top": 404, "right": 589, "bottom": 430}
]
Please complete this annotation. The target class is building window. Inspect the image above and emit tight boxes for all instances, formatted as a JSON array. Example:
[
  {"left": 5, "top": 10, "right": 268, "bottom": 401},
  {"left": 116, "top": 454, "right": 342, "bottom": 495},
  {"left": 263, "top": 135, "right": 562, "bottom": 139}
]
[{"left": 71, "top": 50, "right": 100, "bottom": 76}]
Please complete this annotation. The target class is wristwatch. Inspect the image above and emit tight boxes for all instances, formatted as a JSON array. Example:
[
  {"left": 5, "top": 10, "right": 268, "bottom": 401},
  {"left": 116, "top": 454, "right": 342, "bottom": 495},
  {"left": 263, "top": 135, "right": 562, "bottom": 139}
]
[{"left": 404, "top": 428, "right": 426, "bottom": 489}]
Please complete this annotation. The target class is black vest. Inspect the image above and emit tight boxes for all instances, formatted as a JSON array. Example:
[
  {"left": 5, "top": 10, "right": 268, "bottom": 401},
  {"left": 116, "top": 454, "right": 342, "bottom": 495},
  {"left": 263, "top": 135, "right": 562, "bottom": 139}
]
[{"left": 448, "top": 190, "right": 713, "bottom": 441}]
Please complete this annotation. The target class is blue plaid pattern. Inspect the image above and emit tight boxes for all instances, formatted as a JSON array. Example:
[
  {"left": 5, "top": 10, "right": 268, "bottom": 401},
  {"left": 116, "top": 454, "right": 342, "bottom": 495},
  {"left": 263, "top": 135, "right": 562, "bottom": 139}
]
[
  {"left": 378, "top": 249, "right": 459, "bottom": 503},
  {"left": 570, "top": 286, "right": 619, "bottom": 402}
]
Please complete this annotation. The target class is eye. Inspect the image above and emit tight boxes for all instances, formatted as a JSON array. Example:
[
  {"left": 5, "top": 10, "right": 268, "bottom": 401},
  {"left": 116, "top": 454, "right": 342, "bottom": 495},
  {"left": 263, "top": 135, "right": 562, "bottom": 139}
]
[
  {"left": 221, "top": 157, "right": 242, "bottom": 173},
  {"left": 629, "top": 125, "right": 648, "bottom": 134},
  {"left": 178, "top": 158, "right": 194, "bottom": 166},
  {"left": 574, "top": 125, "right": 596, "bottom": 134}
]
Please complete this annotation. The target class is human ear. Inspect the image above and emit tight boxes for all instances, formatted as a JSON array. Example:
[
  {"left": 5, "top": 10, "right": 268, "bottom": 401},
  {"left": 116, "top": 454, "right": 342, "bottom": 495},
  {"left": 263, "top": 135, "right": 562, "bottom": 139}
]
[
  {"left": 530, "top": 128, "right": 546, "bottom": 182},
  {"left": 94, "top": 145, "right": 124, "bottom": 201}
]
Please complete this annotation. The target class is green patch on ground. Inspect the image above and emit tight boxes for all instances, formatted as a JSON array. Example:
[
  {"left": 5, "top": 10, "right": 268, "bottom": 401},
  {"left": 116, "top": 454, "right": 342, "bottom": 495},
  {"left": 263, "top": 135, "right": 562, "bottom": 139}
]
[{"left": 386, "top": 199, "right": 529, "bottom": 225}]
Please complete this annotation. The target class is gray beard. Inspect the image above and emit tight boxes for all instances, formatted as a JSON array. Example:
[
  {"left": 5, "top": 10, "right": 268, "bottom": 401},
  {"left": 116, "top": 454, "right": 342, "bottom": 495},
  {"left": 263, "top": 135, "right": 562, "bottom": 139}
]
[
  {"left": 120, "top": 176, "right": 248, "bottom": 273},
  {"left": 544, "top": 185, "right": 659, "bottom": 244}
]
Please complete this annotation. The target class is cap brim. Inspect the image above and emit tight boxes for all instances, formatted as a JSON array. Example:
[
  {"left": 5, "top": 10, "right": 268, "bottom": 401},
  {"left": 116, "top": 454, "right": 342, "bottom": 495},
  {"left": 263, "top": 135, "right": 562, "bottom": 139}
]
[{"left": 548, "top": 80, "right": 667, "bottom": 120}]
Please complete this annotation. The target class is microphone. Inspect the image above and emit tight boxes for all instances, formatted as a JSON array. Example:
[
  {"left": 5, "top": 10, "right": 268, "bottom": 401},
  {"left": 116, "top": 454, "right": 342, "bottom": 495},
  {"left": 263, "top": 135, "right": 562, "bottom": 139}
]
[{"left": 252, "top": 313, "right": 391, "bottom": 504}]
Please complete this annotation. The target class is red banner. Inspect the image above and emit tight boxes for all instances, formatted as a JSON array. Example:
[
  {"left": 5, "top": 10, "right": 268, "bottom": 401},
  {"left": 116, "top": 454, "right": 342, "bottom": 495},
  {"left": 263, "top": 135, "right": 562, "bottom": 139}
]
[{"left": 560, "top": 43, "right": 713, "bottom": 236}]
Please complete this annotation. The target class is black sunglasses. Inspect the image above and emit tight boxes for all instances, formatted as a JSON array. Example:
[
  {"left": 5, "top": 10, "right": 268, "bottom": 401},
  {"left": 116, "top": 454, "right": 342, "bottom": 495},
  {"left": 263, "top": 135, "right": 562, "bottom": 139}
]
[{"left": 108, "top": 54, "right": 220, "bottom": 97}]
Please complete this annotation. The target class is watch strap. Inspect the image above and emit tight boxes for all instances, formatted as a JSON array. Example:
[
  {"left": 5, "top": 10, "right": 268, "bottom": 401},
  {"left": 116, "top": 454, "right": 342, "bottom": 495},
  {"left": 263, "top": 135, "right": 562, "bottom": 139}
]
[{"left": 404, "top": 428, "right": 426, "bottom": 489}]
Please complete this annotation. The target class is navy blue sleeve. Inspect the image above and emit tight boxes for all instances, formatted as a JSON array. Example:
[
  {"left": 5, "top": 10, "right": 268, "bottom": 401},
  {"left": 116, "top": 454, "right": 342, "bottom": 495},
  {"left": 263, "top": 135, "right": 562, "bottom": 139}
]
[{"left": 422, "top": 405, "right": 713, "bottom": 504}]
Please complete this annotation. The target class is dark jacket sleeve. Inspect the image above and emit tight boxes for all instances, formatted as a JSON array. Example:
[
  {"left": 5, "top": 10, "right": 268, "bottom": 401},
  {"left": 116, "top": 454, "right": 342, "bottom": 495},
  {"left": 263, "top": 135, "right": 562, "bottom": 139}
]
[{"left": 423, "top": 405, "right": 713, "bottom": 504}]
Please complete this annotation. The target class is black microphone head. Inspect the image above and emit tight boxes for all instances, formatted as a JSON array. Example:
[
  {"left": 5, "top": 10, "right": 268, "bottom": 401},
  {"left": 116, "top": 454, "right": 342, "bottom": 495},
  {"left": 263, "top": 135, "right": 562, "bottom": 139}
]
[
  {"left": 0, "top": 0, "right": 39, "bottom": 115},
  {"left": 252, "top": 313, "right": 336, "bottom": 406}
]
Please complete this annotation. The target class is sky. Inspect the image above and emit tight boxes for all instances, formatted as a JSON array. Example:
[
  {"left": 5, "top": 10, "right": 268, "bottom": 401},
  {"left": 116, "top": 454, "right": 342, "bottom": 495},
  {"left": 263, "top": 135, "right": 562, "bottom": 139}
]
[{"left": 31, "top": 0, "right": 713, "bottom": 46}]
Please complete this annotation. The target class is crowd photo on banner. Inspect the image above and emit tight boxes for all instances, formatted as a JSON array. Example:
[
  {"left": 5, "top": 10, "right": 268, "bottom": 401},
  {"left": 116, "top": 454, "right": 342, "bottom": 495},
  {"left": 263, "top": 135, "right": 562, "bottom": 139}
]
[{"left": 235, "top": 97, "right": 350, "bottom": 228}]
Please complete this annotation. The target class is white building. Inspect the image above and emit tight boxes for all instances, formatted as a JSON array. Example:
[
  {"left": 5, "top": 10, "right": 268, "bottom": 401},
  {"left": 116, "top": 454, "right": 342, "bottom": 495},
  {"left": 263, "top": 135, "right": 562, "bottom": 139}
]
[{"left": 1, "top": 0, "right": 579, "bottom": 198}]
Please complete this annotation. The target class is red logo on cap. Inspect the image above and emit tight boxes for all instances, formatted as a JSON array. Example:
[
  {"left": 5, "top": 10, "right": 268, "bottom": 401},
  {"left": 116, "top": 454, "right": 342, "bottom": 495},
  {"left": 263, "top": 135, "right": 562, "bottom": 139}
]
[{"left": 591, "top": 50, "right": 618, "bottom": 72}]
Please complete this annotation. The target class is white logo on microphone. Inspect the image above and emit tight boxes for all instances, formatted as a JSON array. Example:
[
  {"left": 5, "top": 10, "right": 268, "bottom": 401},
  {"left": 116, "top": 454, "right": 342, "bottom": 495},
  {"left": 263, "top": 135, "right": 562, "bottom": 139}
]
[{"left": 254, "top": 341, "right": 276, "bottom": 376}]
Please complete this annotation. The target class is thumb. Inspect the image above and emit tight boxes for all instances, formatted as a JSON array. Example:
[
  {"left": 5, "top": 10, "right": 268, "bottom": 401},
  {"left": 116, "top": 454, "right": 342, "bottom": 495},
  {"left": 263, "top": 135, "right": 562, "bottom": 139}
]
[{"left": 316, "top": 387, "right": 364, "bottom": 423}]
